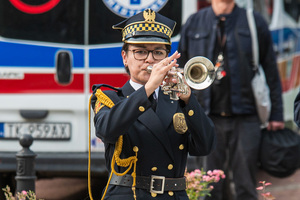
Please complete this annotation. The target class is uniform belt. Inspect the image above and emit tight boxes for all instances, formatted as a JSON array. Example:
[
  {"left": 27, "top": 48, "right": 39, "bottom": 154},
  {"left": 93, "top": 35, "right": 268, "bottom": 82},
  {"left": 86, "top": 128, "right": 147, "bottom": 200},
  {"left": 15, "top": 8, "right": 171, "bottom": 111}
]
[{"left": 109, "top": 174, "right": 186, "bottom": 194}]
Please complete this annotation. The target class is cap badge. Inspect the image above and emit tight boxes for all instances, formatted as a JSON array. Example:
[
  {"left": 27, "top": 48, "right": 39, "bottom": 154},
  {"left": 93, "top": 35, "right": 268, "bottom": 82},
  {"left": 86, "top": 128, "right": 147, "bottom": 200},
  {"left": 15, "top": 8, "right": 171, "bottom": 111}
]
[{"left": 143, "top": 9, "right": 156, "bottom": 23}]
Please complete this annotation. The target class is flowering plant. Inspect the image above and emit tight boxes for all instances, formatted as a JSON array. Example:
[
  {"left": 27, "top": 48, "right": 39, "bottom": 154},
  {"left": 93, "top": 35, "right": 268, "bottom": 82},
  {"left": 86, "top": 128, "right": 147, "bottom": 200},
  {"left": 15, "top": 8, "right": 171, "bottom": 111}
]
[
  {"left": 185, "top": 169, "right": 226, "bottom": 200},
  {"left": 256, "top": 181, "right": 275, "bottom": 200},
  {"left": 2, "top": 185, "right": 43, "bottom": 200}
]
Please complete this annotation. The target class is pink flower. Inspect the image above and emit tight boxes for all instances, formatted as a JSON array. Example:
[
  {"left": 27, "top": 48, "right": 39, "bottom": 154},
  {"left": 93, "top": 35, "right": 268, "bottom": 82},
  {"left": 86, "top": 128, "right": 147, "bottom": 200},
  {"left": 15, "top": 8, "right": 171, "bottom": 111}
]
[
  {"left": 259, "top": 181, "right": 265, "bottom": 184},
  {"left": 207, "top": 170, "right": 213, "bottom": 176},
  {"left": 212, "top": 169, "right": 221, "bottom": 175},
  {"left": 257, "top": 180, "right": 276, "bottom": 199},
  {"left": 202, "top": 175, "right": 213, "bottom": 182},
  {"left": 185, "top": 168, "right": 226, "bottom": 199},
  {"left": 214, "top": 176, "right": 220, "bottom": 182},
  {"left": 256, "top": 186, "right": 264, "bottom": 190},
  {"left": 262, "top": 192, "right": 271, "bottom": 196},
  {"left": 190, "top": 171, "right": 195, "bottom": 178},
  {"left": 22, "top": 190, "right": 27, "bottom": 195}
]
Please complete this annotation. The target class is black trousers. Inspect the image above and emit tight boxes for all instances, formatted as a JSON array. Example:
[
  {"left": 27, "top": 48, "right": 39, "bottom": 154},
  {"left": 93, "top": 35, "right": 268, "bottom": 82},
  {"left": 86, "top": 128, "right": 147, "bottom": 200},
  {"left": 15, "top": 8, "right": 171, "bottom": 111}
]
[{"left": 204, "top": 114, "right": 261, "bottom": 200}]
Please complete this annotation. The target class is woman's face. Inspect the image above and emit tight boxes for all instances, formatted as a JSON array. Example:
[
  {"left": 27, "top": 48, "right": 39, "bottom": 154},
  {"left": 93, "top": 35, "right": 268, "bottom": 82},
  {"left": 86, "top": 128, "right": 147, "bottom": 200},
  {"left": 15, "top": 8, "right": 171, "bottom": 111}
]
[{"left": 122, "top": 43, "right": 168, "bottom": 85}]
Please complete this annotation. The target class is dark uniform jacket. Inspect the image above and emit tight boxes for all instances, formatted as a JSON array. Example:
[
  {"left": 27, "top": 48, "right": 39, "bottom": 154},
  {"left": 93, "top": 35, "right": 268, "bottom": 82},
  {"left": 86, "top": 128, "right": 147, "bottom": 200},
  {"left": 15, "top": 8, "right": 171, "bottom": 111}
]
[
  {"left": 178, "top": 5, "right": 283, "bottom": 121},
  {"left": 91, "top": 81, "right": 216, "bottom": 200},
  {"left": 295, "top": 90, "right": 300, "bottom": 127}
]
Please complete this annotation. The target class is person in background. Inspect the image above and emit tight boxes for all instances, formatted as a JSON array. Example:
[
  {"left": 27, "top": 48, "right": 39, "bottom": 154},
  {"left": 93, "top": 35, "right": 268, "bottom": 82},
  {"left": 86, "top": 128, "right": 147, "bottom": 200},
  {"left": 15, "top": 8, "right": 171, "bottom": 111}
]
[
  {"left": 91, "top": 9, "right": 216, "bottom": 200},
  {"left": 295, "top": 89, "right": 300, "bottom": 127},
  {"left": 178, "top": 0, "right": 284, "bottom": 199}
]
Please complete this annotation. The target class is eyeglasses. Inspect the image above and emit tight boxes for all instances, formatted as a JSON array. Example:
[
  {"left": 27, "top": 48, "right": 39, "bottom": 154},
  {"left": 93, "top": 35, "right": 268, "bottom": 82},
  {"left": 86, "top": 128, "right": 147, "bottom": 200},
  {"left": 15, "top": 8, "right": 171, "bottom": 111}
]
[{"left": 128, "top": 49, "right": 169, "bottom": 60}]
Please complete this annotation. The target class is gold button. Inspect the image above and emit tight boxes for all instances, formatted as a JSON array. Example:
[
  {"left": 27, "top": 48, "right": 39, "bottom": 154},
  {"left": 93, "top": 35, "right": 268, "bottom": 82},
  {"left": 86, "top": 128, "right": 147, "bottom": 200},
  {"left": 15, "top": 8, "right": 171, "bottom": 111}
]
[
  {"left": 139, "top": 106, "right": 145, "bottom": 112},
  {"left": 188, "top": 110, "right": 194, "bottom": 116},
  {"left": 168, "top": 164, "right": 173, "bottom": 170},
  {"left": 151, "top": 192, "right": 157, "bottom": 197},
  {"left": 179, "top": 144, "right": 184, "bottom": 150},
  {"left": 151, "top": 167, "right": 157, "bottom": 171},
  {"left": 133, "top": 146, "right": 139, "bottom": 152},
  {"left": 126, "top": 96, "right": 129, "bottom": 98},
  {"left": 168, "top": 191, "right": 174, "bottom": 196}
]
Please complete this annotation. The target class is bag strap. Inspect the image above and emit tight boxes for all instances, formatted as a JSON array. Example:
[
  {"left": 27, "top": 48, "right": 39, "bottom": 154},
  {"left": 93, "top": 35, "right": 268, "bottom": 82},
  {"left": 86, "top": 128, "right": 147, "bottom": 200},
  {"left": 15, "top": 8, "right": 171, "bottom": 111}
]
[{"left": 246, "top": 8, "right": 259, "bottom": 71}]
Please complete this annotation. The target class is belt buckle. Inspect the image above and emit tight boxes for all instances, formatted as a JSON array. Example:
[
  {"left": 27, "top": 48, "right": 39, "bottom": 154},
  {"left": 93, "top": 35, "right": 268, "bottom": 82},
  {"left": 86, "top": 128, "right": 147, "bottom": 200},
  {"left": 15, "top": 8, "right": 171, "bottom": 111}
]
[{"left": 150, "top": 175, "right": 165, "bottom": 194}]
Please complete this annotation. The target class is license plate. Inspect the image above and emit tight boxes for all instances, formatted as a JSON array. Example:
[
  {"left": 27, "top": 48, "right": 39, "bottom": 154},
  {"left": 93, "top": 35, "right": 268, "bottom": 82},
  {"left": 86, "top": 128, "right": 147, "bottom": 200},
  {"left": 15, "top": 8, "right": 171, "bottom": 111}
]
[{"left": 0, "top": 122, "right": 71, "bottom": 140}]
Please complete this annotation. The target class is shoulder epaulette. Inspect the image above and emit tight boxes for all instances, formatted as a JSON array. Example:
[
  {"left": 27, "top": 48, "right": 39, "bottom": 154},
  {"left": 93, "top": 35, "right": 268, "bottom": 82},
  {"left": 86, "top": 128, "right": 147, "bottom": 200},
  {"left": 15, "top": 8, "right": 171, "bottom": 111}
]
[
  {"left": 92, "top": 84, "right": 121, "bottom": 114},
  {"left": 95, "top": 89, "right": 115, "bottom": 108},
  {"left": 92, "top": 84, "right": 121, "bottom": 94}
]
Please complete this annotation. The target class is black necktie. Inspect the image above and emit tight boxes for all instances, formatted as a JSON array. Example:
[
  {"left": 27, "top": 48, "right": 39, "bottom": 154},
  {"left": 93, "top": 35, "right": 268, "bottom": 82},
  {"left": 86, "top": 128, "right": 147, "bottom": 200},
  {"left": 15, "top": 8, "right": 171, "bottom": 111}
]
[{"left": 149, "top": 92, "right": 157, "bottom": 111}]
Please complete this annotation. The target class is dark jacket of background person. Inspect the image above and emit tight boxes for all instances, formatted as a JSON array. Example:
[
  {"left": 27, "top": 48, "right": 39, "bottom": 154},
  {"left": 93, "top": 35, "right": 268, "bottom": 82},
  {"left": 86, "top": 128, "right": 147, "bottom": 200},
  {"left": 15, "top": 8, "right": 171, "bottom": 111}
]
[
  {"left": 178, "top": 3, "right": 284, "bottom": 200},
  {"left": 295, "top": 89, "right": 300, "bottom": 127},
  {"left": 178, "top": 5, "right": 283, "bottom": 121}
]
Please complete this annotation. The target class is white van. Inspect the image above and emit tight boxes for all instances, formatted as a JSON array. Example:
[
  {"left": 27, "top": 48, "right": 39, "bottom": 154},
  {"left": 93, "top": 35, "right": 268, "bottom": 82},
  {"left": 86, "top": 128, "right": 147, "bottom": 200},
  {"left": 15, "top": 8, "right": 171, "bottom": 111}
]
[{"left": 0, "top": 0, "right": 199, "bottom": 194}]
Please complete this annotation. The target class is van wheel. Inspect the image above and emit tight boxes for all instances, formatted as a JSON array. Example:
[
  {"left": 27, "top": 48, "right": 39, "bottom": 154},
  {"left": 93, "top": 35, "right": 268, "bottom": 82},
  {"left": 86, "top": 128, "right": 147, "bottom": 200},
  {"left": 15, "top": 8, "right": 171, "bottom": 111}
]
[{"left": 0, "top": 173, "right": 16, "bottom": 200}]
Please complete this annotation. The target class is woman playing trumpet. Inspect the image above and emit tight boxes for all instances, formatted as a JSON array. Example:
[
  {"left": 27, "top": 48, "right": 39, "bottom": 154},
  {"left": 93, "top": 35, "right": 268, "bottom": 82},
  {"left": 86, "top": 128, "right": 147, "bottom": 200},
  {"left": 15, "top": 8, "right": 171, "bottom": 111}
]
[{"left": 91, "top": 9, "right": 216, "bottom": 200}]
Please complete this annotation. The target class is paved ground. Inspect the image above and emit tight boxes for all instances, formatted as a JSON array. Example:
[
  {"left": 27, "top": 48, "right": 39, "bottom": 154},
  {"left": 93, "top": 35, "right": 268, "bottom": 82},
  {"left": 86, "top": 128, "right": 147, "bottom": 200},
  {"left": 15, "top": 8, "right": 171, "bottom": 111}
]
[
  {"left": 34, "top": 169, "right": 300, "bottom": 200},
  {"left": 35, "top": 178, "right": 88, "bottom": 200},
  {"left": 257, "top": 169, "right": 300, "bottom": 200},
  {"left": 35, "top": 177, "right": 105, "bottom": 200}
]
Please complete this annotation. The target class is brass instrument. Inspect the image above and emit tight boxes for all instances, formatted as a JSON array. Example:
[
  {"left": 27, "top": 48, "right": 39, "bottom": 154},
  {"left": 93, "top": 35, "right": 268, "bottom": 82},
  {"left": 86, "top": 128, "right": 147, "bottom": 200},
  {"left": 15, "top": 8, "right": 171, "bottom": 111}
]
[{"left": 147, "top": 56, "right": 215, "bottom": 100}]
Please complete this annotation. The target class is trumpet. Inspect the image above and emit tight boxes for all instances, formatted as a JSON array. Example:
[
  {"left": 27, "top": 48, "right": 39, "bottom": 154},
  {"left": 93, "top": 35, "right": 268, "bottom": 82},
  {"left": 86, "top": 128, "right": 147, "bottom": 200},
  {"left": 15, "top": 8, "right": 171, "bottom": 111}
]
[{"left": 147, "top": 56, "right": 216, "bottom": 100}]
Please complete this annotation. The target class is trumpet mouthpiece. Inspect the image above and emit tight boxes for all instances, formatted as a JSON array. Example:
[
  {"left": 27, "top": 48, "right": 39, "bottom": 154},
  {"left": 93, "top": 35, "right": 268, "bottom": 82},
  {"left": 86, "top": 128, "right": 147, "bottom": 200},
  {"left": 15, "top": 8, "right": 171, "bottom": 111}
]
[{"left": 146, "top": 66, "right": 153, "bottom": 73}]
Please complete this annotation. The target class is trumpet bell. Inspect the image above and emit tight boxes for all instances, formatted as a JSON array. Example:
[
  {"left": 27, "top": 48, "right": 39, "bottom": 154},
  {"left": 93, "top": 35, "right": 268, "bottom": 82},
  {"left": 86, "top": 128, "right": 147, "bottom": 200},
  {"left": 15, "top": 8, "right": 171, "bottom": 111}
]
[{"left": 184, "top": 56, "right": 215, "bottom": 90}]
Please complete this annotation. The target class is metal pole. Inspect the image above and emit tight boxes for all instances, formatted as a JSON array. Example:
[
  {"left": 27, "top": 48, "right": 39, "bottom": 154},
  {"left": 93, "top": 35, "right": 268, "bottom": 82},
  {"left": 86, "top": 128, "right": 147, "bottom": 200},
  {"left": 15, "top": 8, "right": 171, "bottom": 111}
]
[{"left": 15, "top": 134, "right": 37, "bottom": 193}]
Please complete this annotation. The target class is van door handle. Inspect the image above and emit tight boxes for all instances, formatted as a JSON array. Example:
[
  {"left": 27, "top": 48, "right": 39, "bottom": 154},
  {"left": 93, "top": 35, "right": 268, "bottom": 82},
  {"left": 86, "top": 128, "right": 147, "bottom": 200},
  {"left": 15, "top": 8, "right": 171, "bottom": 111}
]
[
  {"left": 20, "top": 110, "right": 49, "bottom": 119},
  {"left": 56, "top": 51, "right": 72, "bottom": 84}
]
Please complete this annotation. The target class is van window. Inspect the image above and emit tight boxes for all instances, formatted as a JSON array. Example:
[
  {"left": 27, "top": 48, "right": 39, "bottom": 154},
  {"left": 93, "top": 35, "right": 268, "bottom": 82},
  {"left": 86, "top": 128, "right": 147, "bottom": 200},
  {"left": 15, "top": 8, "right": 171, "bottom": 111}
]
[
  {"left": 0, "top": 0, "right": 182, "bottom": 45},
  {"left": 266, "top": 0, "right": 300, "bottom": 23},
  {"left": 88, "top": 0, "right": 182, "bottom": 44},
  {"left": 284, "top": 0, "right": 300, "bottom": 22},
  {"left": 0, "top": 0, "right": 84, "bottom": 44}
]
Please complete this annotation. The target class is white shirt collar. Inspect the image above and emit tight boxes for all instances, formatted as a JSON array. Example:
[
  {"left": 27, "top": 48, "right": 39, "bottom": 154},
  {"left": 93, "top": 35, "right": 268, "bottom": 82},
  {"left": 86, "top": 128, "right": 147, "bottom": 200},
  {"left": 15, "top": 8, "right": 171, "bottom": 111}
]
[{"left": 129, "top": 79, "right": 159, "bottom": 99}]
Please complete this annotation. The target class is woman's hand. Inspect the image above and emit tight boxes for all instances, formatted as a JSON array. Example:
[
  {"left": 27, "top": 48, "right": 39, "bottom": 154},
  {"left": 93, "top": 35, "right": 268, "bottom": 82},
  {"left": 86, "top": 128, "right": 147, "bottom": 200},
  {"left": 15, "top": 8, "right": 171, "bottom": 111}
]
[
  {"left": 145, "top": 51, "right": 181, "bottom": 97},
  {"left": 177, "top": 76, "right": 191, "bottom": 104},
  {"left": 162, "top": 63, "right": 191, "bottom": 104}
]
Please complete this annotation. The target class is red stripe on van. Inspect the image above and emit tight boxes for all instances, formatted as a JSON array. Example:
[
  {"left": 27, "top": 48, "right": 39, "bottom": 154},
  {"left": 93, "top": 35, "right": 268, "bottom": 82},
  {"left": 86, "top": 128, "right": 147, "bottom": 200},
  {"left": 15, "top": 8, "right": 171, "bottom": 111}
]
[
  {"left": 0, "top": 73, "right": 84, "bottom": 93},
  {"left": 89, "top": 73, "right": 129, "bottom": 92}
]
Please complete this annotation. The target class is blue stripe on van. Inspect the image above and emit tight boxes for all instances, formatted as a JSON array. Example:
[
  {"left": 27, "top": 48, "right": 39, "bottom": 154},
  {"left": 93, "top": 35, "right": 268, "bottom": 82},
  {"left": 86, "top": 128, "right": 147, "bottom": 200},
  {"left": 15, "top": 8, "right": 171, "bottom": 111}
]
[
  {"left": 89, "top": 47, "right": 123, "bottom": 68},
  {"left": 0, "top": 41, "right": 179, "bottom": 69},
  {"left": 89, "top": 42, "right": 179, "bottom": 68},
  {"left": 0, "top": 41, "right": 84, "bottom": 68},
  {"left": 0, "top": 123, "right": 4, "bottom": 138},
  {"left": 271, "top": 28, "right": 300, "bottom": 54}
]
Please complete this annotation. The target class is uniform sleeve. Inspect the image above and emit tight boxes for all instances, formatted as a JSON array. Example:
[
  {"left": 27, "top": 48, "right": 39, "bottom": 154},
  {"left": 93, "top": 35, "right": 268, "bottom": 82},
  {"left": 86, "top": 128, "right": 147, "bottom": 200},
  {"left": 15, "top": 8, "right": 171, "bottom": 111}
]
[
  {"left": 294, "top": 90, "right": 300, "bottom": 127},
  {"left": 256, "top": 12, "right": 284, "bottom": 121},
  {"left": 182, "top": 93, "right": 216, "bottom": 156},
  {"left": 93, "top": 87, "right": 152, "bottom": 144}
]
